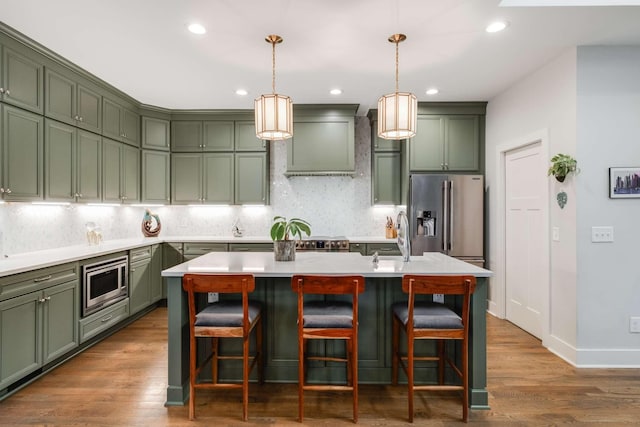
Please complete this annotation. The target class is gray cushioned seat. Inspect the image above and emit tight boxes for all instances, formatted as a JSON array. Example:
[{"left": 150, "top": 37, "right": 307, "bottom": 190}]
[
  {"left": 303, "top": 300, "right": 353, "bottom": 328},
  {"left": 392, "top": 301, "right": 462, "bottom": 329},
  {"left": 195, "top": 300, "right": 262, "bottom": 327}
]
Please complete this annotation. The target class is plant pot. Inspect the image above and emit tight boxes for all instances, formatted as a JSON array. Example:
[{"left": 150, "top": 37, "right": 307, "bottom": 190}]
[
  {"left": 555, "top": 175, "right": 566, "bottom": 183},
  {"left": 273, "top": 240, "right": 296, "bottom": 261}
]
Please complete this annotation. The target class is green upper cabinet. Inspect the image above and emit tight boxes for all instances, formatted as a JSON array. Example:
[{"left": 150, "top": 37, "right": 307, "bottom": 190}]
[
  {"left": 235, "top": 152, "right": 268, "bottom": 204},
  {"left": 286, "top": 105, "right": 357, "bottom": 176},
  {"left": 44, "top": 67, "right": 102, "bottom": 133},
  {"left": 204, "top": 121, "right": 234, "bottom": 151},
  {"left": 235, "top": 120, "right": 266, "bottom": 151},
  {"left": 1, "top": 104, "right": 43, "bottom": 201},
  {"left": 141, "top": 150, "right": 170, "bottom": 204},
  {"left": 372, "top": 152, "right": 402, "bottom": 205},
  {"left": 171, "top": 121, "right": 201, "bottom": 151},
  {"left": 372, "top": 129, "right": 402, "bottom": 152},
  {"left": 409, "top": 115, "right": 480, "bottom": 172},
  {"left": 45, "top": 119, "right": 101, "bottom": 203},
  {"left": 101, "top": 138, "right": 139, "bottom": 204},
  {"left": 171, "top": 152, "right": 234, "bottom": 205},
  {"left": 0, "top": 43, "right": 44, "bottom": 114},
  {"left": 141, "top": 117, "right": 170, "bottom": 151},
  {"left": 102, "top": 96, "right": 139, "bottom": 147}
]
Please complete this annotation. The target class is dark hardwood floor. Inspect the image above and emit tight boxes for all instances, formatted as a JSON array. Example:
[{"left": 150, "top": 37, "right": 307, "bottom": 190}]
[{"left": 1, "top": 307, "right": 639, "bottom": 426}]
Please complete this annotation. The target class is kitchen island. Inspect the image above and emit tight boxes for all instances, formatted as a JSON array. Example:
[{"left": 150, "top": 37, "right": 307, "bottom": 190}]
[{"left": 162, "top": 251, "right": 492, "bottom": 409}]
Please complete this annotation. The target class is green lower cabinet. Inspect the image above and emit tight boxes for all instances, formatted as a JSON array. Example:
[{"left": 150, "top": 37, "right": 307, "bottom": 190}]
[
  {"left": 228, "top": 243, "right": 273, "bottom": 252},
  {"left": 0, "top": 279, "right": 79, "bottom": 390},
  {"left": 150, "top": 244, "right": 163, "bottom": 303},
  {"left": 78, "top": 298, "right": 129, "bottom": 344},
  {"left": 183, "top": 242, "right": 228, "bottom": 260},
  {"left": 366, "top": 243, "right": 401, "bottom": 256},
  {"left": 129, "top": 256, "right": 152, "bottom": 316},
  {"left": 162, "top": 243, "right": 183, "bottom": 299}
]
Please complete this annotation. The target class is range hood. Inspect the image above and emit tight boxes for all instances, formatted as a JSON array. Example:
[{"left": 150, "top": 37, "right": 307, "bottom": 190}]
[{"left": 285, "top": 104, "right": 358, "bottom": 177}]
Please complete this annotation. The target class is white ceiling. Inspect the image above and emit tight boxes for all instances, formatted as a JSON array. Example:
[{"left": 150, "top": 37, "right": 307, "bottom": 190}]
[{"left": 2, "top": 0, "right": 640, "bottom": 115}]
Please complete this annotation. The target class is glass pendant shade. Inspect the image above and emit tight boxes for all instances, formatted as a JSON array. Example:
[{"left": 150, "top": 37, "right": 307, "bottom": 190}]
[
  {"left": 377, "top": 91, "right": 417, "bottom": 140},
  {"left": 255, "top": 93, "right": 292, "bottom": 140}
]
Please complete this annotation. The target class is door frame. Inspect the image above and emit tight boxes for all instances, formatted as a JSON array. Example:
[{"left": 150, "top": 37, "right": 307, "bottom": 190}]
[{"left": 492, "top": 128, "right": 550, "bottom": 344}]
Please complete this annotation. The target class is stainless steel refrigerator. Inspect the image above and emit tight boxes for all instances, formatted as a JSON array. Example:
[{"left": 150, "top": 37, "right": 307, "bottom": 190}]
[{"left": 408, "top": 174, "right": 484, "bottom": 267}]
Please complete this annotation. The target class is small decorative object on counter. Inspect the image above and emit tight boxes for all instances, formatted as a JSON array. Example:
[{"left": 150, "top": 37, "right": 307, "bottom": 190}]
[
  {"left": 85, "top": 222, "right": 103, "bottom": 245},
  {"left": 232, "top": 218, "right": 244, "bottom": 237},
  {"left": 385, "top": 216, "right": 397, "bottom": 239},
  {"left": 270, "top": 216, "right": 311, "bottom": 261},
  {"left": 396, "top": 211, "right": 411, "bottom": 262},
  {"left": 141, "top": 209, "right": 161, "bottom": 237}
]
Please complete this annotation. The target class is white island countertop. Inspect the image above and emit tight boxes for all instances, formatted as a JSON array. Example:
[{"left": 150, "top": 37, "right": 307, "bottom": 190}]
[{"left": 162, "top": 251, "right": 492, "bottom": 278}]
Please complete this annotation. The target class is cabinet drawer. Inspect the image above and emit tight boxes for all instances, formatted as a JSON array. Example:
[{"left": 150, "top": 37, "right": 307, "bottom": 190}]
[
  {"left": 349, "top": 242, "right": 367, "bottom": 255},
  {"left": 130, "top": 246, "right": 152, "bottom": 262},
  {"left": 183, "top": 243, "right": 228, "bottom": 256},
  {"left": 366, "top": 243, "right": 401, "bottom": 256},
  {"left": 79, "top": 298, "right": 129, "bottom": 343},
  {"left": 229, "top": 243, "right": 273, "bottom": 252},
  {"left": 0, "top": 262, "right": 78, "bottom": 302}
]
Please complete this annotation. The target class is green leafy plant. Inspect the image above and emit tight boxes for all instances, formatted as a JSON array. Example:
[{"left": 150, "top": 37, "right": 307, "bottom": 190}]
[
  {"left": 548, "top": 153, "right": 579, "bottom": 182},
  {"left": 270, "top": 216, "right": 311, "bottom": 241}
]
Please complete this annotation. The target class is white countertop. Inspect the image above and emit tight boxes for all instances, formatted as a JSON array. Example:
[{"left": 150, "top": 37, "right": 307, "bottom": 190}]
[
  {"left": 0, "top": 236, "right": 399, "bottom": 277},
  {"left": 162, "top": 251, "right": 492, "bottom": 278}
]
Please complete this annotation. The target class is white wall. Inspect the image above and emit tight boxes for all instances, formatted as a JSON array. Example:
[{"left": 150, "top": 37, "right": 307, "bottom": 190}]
[
  {"left": 485, "top": 49, "right": 578, "bottom": 361},
  {"left": 575, "top": 46, "right": 640, "bottom": 366},
  {"left": 0, "top": 116, "right": 403, "bottom": 256}
]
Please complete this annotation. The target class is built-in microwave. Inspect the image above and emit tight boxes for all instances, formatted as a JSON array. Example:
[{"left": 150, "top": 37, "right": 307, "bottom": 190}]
[{"left": 82, "top": 255, "right": 128, "bottom": 317}]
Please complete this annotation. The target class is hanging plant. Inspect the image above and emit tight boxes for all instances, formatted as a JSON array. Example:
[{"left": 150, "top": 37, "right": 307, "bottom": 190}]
[{"left": 547, "top": 153, "right": 579, "bottom": 182}]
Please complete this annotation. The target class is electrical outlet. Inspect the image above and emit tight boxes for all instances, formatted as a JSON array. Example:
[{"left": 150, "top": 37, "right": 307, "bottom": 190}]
[
  {"left": 591, "top": 226, "right": 614, "bottom": 243},
  {"left": 207, "top": 292, "right": 219, "bottom": 303},
  {"left": 630, "top": 317, "right": 640, "bottom": 333},
  {"left": 433, "top": 294, "right": 444, "bottom": 304}
]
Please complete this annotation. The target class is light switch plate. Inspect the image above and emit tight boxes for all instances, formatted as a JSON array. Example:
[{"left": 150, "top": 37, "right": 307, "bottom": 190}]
[
  {"left": 552, "top": 227, "right": 560, "bottom": 242},
  {"left": 592, "top": 226, "right": 614, "bottom": 243},
  {"left": 207, "top": 292, "right": 219, "bottom": 303},
  {"left": 433, "top": 294, "right": 444, "bottom": 303},
  {"left": 630, "top": 317, "right": 640, "bottom": 333}
]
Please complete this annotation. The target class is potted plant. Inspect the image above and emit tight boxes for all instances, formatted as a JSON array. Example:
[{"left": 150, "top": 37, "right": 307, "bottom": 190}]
[
  {"left": 548, "top": 153, "right": 579, "bottom": 182},
  {"left": 270, "top": 216, "right": 311, "bottom": 261}
]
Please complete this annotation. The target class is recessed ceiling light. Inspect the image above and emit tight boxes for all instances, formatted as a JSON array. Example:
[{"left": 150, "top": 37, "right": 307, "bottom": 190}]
[
  {"left": 426, "top": 88, "right": 439, "bottom": 96},
  {"left": 188, "top": 23, "right": 206, "bottom": 35},
  {"left": 486, "top": 21, "right": 508, "bottom": 33},
  {"left": 235, "top": 89, "right": 248, "bottom": 96},
  {"left": 330, "top": 88, "right": 342, "bottom": 95}
]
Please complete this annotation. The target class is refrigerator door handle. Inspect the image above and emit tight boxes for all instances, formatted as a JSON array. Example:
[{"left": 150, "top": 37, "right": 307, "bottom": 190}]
[
  {"left": 449, "top": 180, "right": 454, "bottom": 252},
  {"left": 442, "top": 180, "right": 448, "bottom": 252}
]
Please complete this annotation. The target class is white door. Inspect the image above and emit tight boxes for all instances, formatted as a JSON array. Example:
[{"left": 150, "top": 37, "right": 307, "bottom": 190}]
[{"left": 505, "top": 142, "right": 546, "bottom": 338}]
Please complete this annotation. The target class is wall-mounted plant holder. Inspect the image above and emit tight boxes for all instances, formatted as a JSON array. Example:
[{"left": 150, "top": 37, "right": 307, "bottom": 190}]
[
  {"left": 548, "top": 153, "right": 579, "bottom": 183},
  {"left": 557, "top": 191, "right": 567, "bottom": 209}
]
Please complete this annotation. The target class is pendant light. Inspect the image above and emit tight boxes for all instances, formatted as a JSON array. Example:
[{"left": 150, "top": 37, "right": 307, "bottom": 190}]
[
  {"left": 255, "top": 35, "right": 293, "bottom": 141},
  {"left": 377, "top": 34, "right": 417, "bottom": 140}
]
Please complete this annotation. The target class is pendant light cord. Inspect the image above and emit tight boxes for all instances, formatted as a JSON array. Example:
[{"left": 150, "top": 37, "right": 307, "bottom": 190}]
[
  {"left": 395, "top": 39, "right": 399, "bottom": 93},
  {"left": 272, "top": 39, "right": 276, "bottom": 94}
]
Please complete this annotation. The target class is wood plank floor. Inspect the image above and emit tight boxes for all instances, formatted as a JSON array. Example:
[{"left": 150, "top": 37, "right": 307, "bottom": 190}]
[{"left": 1, "top": 307, "right": 639, "bottom": 426}]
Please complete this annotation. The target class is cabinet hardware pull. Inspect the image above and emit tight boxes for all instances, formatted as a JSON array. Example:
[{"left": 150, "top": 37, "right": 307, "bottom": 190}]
[
  {"left": 5, "top": 89, "right": 9, "bottom": 96},
  {"left": 38, "top": 297, "right": 46, "bottom": 303},
  {"left": 45, "top": 296, "right": 51, "bottom": 301},
  {"left": 79, "top": 117, "right": 84, "bottom": 122},
  {"left": 74, "top": 115, "right": 79, "bottom": 120},
  {"left": 5, "top": 188, "right": 11, "bottom": 194},
  {"left": 101, "top": 315, "right": 113, "bottom": 322},
  {"left": 0, "top": 88, "right": 4, "bottom": 94},
  {"left": 34, "top": 275, "right": 52, "bottom": 282},
  {"left": 0, "top": 188, "right": 4, "bottom": 193},
  {"left": 131, "top": 268, "right": 136, "bottom": 272}
]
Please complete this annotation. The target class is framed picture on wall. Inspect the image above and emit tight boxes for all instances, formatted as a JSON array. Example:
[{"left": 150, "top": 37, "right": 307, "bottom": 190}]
[{"left": 609, "top": 167, "right": 640, "bottom": 198}]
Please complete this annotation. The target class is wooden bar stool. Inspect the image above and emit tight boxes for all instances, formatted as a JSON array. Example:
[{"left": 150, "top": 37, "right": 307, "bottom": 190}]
[
  {"left": 182, "top": 274, "right": 263, "bottom": 421},
  {"left": 392, "top": 275, "right": 476, "bottom": 422},
  {"left": 291, "top": 275, "right": 365, "bottom": 423}
]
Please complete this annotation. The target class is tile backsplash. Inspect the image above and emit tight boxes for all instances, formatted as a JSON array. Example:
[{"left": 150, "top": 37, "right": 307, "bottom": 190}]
[{"left": 0, "top": 117, "right": 404, "bottom": 256}]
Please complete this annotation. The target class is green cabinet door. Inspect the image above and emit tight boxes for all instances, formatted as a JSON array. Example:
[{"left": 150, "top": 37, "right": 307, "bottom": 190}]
[
  {"left": 141, "top": 150, "right": 170, "bottom": 204},
  {"left": 102, "top": 97, "right": 122, "bottom": 142},
  {"left": 162, "top": 243, "right": 183, "bottom": 299},
  {"left": 76, "top": 130, "right": 102, "bottom": 203},
  {"left": 1, "top": 45, "right": 44, "bottom": 114},
  {"left": 122, "top": 107, "right": 140, "bottom": 147},
  {"left": 445, "top": 115, "right": 480, "bottom": 171},
  {"left": 76, "top": 84, "right": 101, "bottom": 133},
  {"left": 235, "top": 121, "right": 266, "bottom": 151},
  {"left": 203, "top": 153, "right": 234, "bottom": 204},
  {"left": 171, "top": 121, "right": 202, "bottom": 152},
  {"left": 0, "top": 291, "right": 41, "bottom": 389},
  {"left": 235, "top": 152, "right": 268, "bottom": 204},
  {"left": 171, "top": 153, "right": 202, "bottom": 204},
  {"left": 142, "top": 117, "right": 170, "bottom": 150},
  {"left": 44, "top": 68, "right": 76, "bottom": 126},
  {"left": 129, "top": 257, "right": 151, "bottom": 315},
  {"left": 372, "top": 152, "right": 401, "bottom": 205},
  {"left": 2, "top": 105, "right": 44, "bottom": 201},
  {"left": 42, "top": 280, "right": 79, "bottom": 364},
  {"left": 409, "top": 116, "right": 445, "bottom": 171},
  {"left": 372, "top": 131, "right": 402, "bottom": 152},
  {"left": 121, "top": 144, "right": 140, "bottom": 203},
  {"left": 150, "top": 244, "right": 163, "bottom": 303},
  {"left": 101, "top": 138, "right": 121, "bottom": 203},
  {"left": 44, "top": 119, "right": 75, "bottom": 201},
  {"left": 203, "top": 121, "right": 234, "bottom": 151}
]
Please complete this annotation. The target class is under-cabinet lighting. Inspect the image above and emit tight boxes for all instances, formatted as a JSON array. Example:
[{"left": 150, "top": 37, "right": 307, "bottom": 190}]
[
  {"left": 242, "top": 204, "right": 265, "bottom": 208},
  {"left": 87, "top": 203, "right": 121, "bottom": 207},
  {"left": 32, "top": 201, "right": 70, "bottom": 206},
  {"left": 131, "top": 204, "right": 165, "bottom": 207},
  {"left": 188, "top": 204, "right": 230, "bottom": 207}
]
